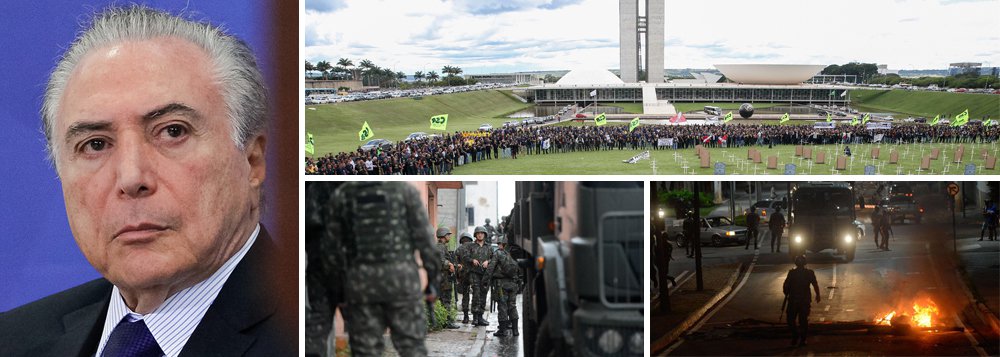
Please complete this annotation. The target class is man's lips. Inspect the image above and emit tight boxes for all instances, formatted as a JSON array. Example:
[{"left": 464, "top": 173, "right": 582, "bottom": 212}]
[{"left": 113, "top": 223, "right": 169, "bottom": 243}]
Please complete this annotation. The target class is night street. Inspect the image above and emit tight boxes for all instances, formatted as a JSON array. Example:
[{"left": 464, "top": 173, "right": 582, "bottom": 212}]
[{"left": 653, "top": 181, "right": 999, "bottom": 356}]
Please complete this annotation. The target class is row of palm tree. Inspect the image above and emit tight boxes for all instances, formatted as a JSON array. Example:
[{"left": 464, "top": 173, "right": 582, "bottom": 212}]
[{"left": 306, "top": 59, "right": 465, "bottom": 88}]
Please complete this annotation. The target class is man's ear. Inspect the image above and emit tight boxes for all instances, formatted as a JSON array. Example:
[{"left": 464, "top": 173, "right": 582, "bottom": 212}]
[{"left": 247, "top": 134, "right": 267, "bottom": 189}]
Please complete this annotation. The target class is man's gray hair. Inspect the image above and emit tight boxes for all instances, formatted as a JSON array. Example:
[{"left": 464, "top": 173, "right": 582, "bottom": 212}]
[{"left": 41, "top": 5, "right": 268, "bottom": 161}]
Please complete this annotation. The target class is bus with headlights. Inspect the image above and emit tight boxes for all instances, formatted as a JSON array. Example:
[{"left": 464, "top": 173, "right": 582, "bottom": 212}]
[{"left": 787, "top": 182, "right": 865, "bottom": 262}]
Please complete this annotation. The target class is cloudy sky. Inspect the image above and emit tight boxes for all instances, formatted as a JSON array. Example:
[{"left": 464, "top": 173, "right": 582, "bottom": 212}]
[{"left": 304, "top": 0, "right": 999, "bottom": 74}]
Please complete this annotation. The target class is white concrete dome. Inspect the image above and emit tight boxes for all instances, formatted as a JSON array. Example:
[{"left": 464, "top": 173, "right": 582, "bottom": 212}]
[
  {"left": 556, "top": 69, "right": 625, "bottom": 85},
  {"left": 714, "top": 64, "right": 826, "bottom": 85}
]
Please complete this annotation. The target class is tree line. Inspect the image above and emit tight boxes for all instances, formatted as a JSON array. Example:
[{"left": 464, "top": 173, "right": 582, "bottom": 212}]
[{"left": 305, "top": 59, "right": 476, "bottom": 88}]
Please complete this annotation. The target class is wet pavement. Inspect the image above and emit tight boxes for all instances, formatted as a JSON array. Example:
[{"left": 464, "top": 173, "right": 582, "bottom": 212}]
[
  {"left": 381, "top": 292, "right": 525, "bottom": 356},
  {"left": 658, "top": 208, "right": 998, "bottom": 356}
]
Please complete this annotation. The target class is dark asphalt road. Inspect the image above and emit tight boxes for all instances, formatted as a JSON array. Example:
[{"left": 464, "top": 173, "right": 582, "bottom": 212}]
[{"left": 660, "top": 208, "right": 995, "bottom": 356}]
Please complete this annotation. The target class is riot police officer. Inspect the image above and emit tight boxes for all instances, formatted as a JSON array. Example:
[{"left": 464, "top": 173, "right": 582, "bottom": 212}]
[
  {"left": 745, "top": 208, "right": 760, "bottom": 250},
  {"left": 464, "top": 226, "right": 494, "bottom": 326},
  {"left": 328, "top": 182, "right": 440, "bottom": 356},
  {"left": 488, "top": 235, "right": 520, "bottom": 337},
  {"left": 436, "top": 227, "right": 460, "bottom": 329},
  {"left": 454, "top": 232, "right": 475, "bottom": 323},
  {"left": 770, "top": 207, "right": 786, "bottom": 253},
  {"left": 782, "top": 255, "right": 820, "bottom": 347}
]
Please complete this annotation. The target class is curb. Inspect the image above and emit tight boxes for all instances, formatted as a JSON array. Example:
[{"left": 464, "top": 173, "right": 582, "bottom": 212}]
[
  {"left": 651, "top": 263, "right": 743, "bottom": 353},
  {"left": 953, "top": 268, "right": 1000, "bottom": 337}
]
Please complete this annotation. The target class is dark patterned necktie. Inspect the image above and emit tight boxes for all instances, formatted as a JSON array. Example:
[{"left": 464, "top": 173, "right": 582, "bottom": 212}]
[{"left": 101, "top": 317, "right": 163, "bottom": 357}]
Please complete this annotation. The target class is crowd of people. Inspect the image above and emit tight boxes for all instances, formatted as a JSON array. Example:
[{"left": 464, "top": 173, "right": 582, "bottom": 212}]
[{"left": 305, "top": 122, "right": 1000, "bottom": 175}]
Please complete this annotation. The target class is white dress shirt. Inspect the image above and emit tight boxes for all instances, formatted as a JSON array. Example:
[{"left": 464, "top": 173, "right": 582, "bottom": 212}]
[{"left": 94, "top": 224, "right": 260, "bottom": 357}]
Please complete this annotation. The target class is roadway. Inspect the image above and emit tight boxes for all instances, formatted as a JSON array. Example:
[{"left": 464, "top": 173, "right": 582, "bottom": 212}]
[{"left": 660, "top": 208, "right": 997, "bottom": 356}]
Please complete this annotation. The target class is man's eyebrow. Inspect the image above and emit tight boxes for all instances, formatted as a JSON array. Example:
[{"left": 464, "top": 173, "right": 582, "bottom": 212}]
[
  {"left": 143, "top": 103, "right": 201, "bottom": 122},
  {"left": 64, "top": 121, "right": 113, "bottom": 145}
]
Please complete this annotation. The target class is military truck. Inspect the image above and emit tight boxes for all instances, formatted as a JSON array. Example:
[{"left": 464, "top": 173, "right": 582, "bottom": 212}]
[
  {"left": 504, "top": 181, "right": 643, "bottom": 356},
  {"left": 787, "top": 182, "right": 865, "bottom": 262}
]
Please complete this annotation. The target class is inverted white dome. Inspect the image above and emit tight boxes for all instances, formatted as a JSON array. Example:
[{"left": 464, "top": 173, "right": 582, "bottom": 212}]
[
  {"left": 714, "top": 64, "right": 826, "bottom": 85},
  {"left": 556, "top": 69, "right": 625, "bottom": 85}
]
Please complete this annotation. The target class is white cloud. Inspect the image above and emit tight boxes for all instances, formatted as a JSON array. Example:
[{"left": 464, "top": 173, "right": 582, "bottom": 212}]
[{"left": 304, "top": 0, "right": 1000, "bottom": 73}]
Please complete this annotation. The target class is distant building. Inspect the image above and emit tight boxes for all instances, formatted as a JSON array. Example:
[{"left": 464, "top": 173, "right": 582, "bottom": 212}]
[
  {"left": 950, "top": 62, "right": 982, "bottom": 76},
  {"left": 464, "top": 72, "right": 542, "bottom": 85}
]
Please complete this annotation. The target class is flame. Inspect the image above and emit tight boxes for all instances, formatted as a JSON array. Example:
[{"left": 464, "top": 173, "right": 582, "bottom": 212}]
[
  {"left": 873, "top": 300, "right": 939, "bottom": 328},
  {"left": 875, "top": 311, "right": 896, "bottom": 325}
]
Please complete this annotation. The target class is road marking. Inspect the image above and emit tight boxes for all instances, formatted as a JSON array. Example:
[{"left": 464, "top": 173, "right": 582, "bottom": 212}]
[
  {"left": 828, "top": 263, "right": 837, "bottom": 301},
  {"left": 958, "top": 244, "right": 982, "bottom": 252},
  {"left": 824, "top": 305, "right": 831, "bottom": 312},
  {"left": 670, "top": 271, "right": 695, "bottom": 295},
  {"left": 664, "top": 248, "right": 760, "bottom": 355}
]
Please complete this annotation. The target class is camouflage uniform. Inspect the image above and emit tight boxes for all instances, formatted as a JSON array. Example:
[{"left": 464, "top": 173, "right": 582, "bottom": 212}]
[
  {"left": 306, "top": 182, "right": 342, "bottom": 357},
  {"left": 464, "top": 227, "right": 495, "bottom": 326},
  {"left": 489, "top": 236, "right": 521, "bottom": 337},
  {"left": 435, "top": 228, "right": 459, "bottom": 329},
  {"left": 484, "top": 219, "right": 498, "bottom": 244},
  {"left": 454, "top": 233, "right": 475, "bottom": 323},
  {"left": 327, "top": 182, "right": 440, "bottom": 357}
]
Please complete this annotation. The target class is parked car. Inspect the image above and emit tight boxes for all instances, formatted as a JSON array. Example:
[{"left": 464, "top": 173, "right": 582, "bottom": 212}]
[
  {"left": 750, "top": 199, "right": 787, "bottom": 224},
  {"left": 882, "top": 195, "right": 923, "bottom": 224},
  {"left": 360, "top": 138, "right": 393, "bottom": 151},
  {"left": 403, "top": 132, "right": 429, "bottom": 142},
  {"left": 502, "top": 120, "right": 519, "bottom": 128},
  {"left": 478, "top": 123, "right": 493, "bottom": 131},
  {"left": 668, "top": 216, "right": 748, "bottom": 247}
]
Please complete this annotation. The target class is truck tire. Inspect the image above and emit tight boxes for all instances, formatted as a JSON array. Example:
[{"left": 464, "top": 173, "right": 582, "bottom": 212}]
[{"left": 534, "top": 315, "right": 567, "bottom": 357}]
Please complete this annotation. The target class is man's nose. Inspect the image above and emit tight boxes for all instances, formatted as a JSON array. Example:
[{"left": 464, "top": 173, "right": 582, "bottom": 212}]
[{"left": 116, "top": 134, "right": 157, "bottom": 198}]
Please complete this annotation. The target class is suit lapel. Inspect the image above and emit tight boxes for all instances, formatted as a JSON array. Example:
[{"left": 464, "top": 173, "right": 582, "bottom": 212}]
[
  {"left": 28, "top": 284, "right": 110, "bottom": 357},
  {"left": 179, "top": 227, "right": 277, "bottom": 357}
]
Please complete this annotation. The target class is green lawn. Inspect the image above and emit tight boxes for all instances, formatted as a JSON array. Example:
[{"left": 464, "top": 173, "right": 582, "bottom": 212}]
[
  {"left": 305, "top": 90, "right": 530, "bottom": 155},
  {"left": 850, "top": 89, "right": 999, "bottom": 119},
  {"left": 450, "top": 142, "right": 1000, "bottom": 175},
  {"left": 607, "top": 103, "right": 644, "bottom": 114}
]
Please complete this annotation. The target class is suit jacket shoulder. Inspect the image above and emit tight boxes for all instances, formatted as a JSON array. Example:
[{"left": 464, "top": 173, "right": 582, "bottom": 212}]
[{"left": 0, "top": 278, "right": 111, "bottom": 357}]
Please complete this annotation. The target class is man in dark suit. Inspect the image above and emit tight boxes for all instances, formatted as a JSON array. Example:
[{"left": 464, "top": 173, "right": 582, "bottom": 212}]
[{"left": 0, "top": 5, "right": 294, "bottom": 356}]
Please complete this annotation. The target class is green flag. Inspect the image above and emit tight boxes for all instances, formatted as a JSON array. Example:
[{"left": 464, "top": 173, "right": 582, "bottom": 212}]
[
  {"left": 779, "top": 113, "right": 790, "bottom": 124},
  {"left": 984, "top": 118, "right": 994, "bottom": 127},
  {"left": 595, "top": 112, "right": 607, "bottom": 126},
  {"left": 829, "top": 90, "right": 835, "bottom": 97},
  {"left": 952, "top": 109, "right": 969, "bottom": 126},
  {"left": 826, "top": 113, "right": 832, "bottom": 122},
  {"left": 850, "top": 116, "right": 859, "bottom": 125},
  {"left": 429, "top": 114, "right": 449, "bottom": 130},
  {"left": 629, "top": 117, "right": 640, "bottom": 132},
  {"left": 724, "top": 111, "right": 734, "bottom": 123},
  {"left": 862, "top": 113, "right": 870, "bottom": 125},
  {"left": 930, "top": 114, "right": 940, "bottom": 126},
  {"left": 305, "top": 132, "right": 315, "bottom": 155},
  {"left": 359, "top": 121, "right": 373, "bottom": 141}
]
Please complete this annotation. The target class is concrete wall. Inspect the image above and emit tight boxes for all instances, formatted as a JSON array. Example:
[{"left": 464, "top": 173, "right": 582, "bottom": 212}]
[
  {"left": 619, "top": 0, "right": 638, "bottom": 83},
  {"left": 646, "top": 0, "right": 665, "bottom": 83}
]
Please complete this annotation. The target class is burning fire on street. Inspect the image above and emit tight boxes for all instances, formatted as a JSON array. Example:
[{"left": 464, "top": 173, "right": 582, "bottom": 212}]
[{"left": 874, "top": 298, "right": 941, "bottom": 329}]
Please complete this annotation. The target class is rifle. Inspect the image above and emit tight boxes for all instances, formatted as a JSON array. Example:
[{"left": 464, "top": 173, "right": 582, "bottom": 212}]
[{"left": 779, "top": 295, "right": 787, "bottom": 322}]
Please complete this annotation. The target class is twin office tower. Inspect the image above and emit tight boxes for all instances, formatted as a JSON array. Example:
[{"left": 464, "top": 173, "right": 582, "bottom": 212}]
[{"left": 619, "top": 0, "right": 664, "bottom": 83}]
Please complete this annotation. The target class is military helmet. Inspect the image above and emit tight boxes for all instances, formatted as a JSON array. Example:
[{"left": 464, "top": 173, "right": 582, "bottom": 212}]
[
  {"left": 459, "top": 232, "right": 474, "bottom": 243},
  {"left": 486, "top": 218, "right": 491, "bottom": 224},
  {"left": 436, "top": 227, "right": 452, "bottom": 237},
  {"left": 495, "top": 235, "right": 506, "bottom": 245},
  {"left": 794, "top": 255, "right": 806, "bottom": 267},
  {"left": 474, "top": 226, "right": 487, "bottom": 234}
]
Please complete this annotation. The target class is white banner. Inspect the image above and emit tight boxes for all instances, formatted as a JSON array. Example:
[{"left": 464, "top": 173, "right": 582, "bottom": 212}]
[
  {"left": 814, "top": 122, "right": 836, "bottom": 129},
  {"left": 657, "top": 138, "right": 674, "bottom": 147},
  {"left": 866, "top": 122, "right": 892, "bottom": 130},
  {"left": 623, "top": 150, "right": 651, "bottom": 164},
  {"left": 542, "top": 138, "right": 551, "bottom": 150},
  {"left": 873, "top": 134, "right": 885, "bottom": 142}
]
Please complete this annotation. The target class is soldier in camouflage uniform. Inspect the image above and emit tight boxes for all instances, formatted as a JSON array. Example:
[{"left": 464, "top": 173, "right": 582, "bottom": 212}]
[
  {"left": 488, "top": 235, "right": 521, "bottom": 337},
  {"left": 484, "top": 218, "right": 498, "bottom": 244},
  {"left": 306, "top": 182, "right": 342, "bottom": 357},
  {"left": 327, "top": 182, "right": 440, "bottom": 357},
  {"left": 436, "top": 227, "right": 460, "bottom": 329},
  {"left": 464, "top": 226, "right": 495, "bottom": 326},
  {"left": 454, "top": 232, "right": 475, "bottom": 323}
]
